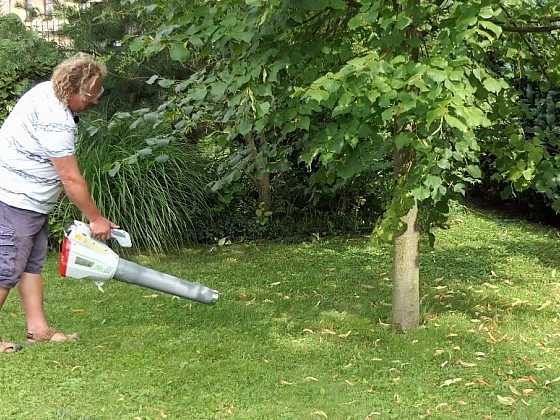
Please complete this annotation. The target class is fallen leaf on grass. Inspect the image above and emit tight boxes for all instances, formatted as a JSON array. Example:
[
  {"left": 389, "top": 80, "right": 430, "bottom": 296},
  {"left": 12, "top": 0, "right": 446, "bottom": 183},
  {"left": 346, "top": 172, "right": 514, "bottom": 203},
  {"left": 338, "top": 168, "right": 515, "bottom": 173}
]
[
  {"left": 457, "top": 360, "right": 477, "bottom": 368},
  {"left": 509, "top": 385, "right": 522, "bottom": 396},
  {"left": 71, "top": 309, "right": 86, "bottom": 314},
  {"left": 537, "top": 301, "right": 552, "bottom": 311},
  {"left": 465, "top": 378, "right": 490, "bottom": 387},
  {"left": 378, "top": 319, "right": 391, "bottom": 327},
  {"left": 544, "top": 376, "right": 560, "bottom": 386},
  {"left": 279, "top": 380, "right": 294, "bottom": 385},
  {"left": 497, "top": 395, "right": 516, "bottom": 406},
  {"left": 440, "top": 378, "right": 462, "bottom": 387},
  {"left": 510, "top": 299, "right": 528, "bottom": 308}
]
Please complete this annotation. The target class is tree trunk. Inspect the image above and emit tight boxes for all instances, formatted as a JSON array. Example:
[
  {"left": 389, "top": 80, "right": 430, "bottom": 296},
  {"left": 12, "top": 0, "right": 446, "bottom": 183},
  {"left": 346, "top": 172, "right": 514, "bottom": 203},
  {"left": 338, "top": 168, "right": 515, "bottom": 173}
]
[
  {"left": 390, "top": 0, "right": 420, "bottom": 331},
  {"left": 392, "top": 204, "right": 420, "bottom": 330},
  {"left": 247, "top": 134, "right": 272, "bottom": 210},
  {"left": 257, "top": 172, "right": 271, "bottom": 210}
]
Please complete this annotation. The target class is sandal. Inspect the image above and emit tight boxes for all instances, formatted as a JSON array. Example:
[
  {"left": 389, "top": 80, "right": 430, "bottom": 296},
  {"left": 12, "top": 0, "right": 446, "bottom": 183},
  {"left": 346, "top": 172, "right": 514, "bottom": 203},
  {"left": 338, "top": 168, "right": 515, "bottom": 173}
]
[
  {"left": 26, "top": 328, "right": 79, "bottom": 344},
  {"left": 0, "top": 340, "right": 22, "bottom": 353}
]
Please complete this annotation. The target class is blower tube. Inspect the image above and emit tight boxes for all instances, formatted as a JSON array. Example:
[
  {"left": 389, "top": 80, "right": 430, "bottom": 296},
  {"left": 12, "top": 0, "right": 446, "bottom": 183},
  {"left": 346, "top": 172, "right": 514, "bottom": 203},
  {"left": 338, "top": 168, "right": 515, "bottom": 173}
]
[{"left": 115, "top": 259, "right": 219, "bottom": 304}]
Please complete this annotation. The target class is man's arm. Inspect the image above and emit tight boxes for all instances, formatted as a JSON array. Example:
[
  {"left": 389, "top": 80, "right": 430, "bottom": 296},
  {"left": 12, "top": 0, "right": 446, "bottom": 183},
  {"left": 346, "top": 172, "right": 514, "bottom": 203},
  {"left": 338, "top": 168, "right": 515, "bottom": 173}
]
[{"left": 50, "top": 155, "right": 117, "bottom": 239}]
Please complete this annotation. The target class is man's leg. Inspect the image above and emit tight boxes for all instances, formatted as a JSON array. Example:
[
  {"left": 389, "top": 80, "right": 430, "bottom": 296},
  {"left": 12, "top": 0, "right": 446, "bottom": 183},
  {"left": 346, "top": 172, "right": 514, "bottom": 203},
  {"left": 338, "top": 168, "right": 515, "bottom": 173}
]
[
  {"left": 17, "top": 272, "right": 48, "bottom": 333},
  {"left": 1, "top": 286, "right": 22, "bottom": 353},
  {"left": 0, "top": 286, "right": 9, "bottom": 308},
  {"left": 17, "top": 272, "right": 76, "bottom": 342}
]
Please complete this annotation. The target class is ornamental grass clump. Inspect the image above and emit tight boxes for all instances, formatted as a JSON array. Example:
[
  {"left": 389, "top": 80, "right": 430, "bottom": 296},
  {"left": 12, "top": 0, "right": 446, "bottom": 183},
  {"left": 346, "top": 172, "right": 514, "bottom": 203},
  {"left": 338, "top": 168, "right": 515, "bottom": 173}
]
[{"left": 49, "top": 111, "right": 212, "bottom": 252}]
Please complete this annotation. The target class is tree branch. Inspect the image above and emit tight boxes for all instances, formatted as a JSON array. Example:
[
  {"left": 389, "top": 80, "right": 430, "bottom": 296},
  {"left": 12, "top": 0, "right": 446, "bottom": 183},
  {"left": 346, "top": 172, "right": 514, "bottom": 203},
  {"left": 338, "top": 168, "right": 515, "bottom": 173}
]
[{"left": 501, "top": 24, "right": 560, "bottom": 33}]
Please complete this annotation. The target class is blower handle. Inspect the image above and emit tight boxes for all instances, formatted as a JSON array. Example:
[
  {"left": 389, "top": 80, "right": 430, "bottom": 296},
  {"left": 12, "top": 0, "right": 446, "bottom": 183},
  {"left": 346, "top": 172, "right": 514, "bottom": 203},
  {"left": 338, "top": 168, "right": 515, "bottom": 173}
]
[{"left": 111, "top": 228, "right": 132, "bottom": 247}]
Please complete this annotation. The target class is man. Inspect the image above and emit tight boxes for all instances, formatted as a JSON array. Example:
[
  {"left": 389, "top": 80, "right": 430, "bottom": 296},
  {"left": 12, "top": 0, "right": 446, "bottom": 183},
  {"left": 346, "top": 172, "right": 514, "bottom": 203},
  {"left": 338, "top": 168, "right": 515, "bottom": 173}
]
[{"left": 0, "top": 53, "right": 117, "bottom": 353}]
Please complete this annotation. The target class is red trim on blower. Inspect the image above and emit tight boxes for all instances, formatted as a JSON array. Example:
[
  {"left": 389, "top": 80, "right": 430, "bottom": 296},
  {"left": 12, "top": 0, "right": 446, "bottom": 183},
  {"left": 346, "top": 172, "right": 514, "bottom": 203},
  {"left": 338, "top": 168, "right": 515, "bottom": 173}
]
[{"left": 59, "top": 237, "right": 71, "bottom": 277}]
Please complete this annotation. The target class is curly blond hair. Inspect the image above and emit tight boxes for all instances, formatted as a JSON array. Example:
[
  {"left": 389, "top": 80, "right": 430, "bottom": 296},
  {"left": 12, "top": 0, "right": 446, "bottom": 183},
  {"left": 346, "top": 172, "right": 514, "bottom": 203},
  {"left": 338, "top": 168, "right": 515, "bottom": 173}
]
[{"left": 51, "top": 53, "right": 107, "bottom": 105}]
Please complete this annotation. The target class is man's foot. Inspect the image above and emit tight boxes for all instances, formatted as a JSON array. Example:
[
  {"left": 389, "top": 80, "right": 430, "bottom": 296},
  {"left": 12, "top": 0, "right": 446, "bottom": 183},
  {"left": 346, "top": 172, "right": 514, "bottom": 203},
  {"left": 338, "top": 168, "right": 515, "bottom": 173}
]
[
  {"left": 0, "top": 340, "right": 22, "bottom": 353},
  {"left": 26, "top": 328, "right": 79, "bottom": 344}
]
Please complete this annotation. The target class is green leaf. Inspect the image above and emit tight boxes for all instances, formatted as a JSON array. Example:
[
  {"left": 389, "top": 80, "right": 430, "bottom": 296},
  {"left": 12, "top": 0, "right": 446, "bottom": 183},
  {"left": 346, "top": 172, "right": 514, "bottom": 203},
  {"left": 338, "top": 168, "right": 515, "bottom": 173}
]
[
  {"left": 158, "top": 79, "right": 174, "bottom": 88},
  {"left": 210, "top": 82, "right": 227, "bottom": 98},
  {"left": 108, "top": 162, "right": 121, "bottom": 177},
  {"left": 425, "top": 175, "right": 442, "bottom": 190},
  {"left": 394, "top": 132, "right": 412, "bottom": 150},
  {"left": 466, "top": 165, "right": 482, "bottom": 178},
  {"left": 306, "top": 88, "right": 330, "bottom": 103},
  {"left": 453, "top": 183, "right": 466, "bottom": 195},
  {"left": 238, "top": 119, "right": 252, "bottom": 136},
  {"left": 146, "top": 75, "right": 158, "bottom": 85},
  {"left": 444, "top": 114, "right": 468, "bottom": 132},
  {"left": 396, "top": 14, "right": 413, "bottom": 30},
  {"left": 483, "top": 77, "right": 504, "bottom": 94},
  {"left": 479, "top": 20, "right": 502, "bottom": 38},
  {"left": 382, "top": 108, "right": 395, "bottom": 122},
  {"left": 169, "top": 42, "right": 190, "bottom": 62},
  {"left": 479, "top": 6, "right": 494, "bottom": 19},
  {"left": 189, "top": 86, "right": 207, "bottom": 101},
  {"left": 128, "top": 36, "right": 145, "bottom": 53}
]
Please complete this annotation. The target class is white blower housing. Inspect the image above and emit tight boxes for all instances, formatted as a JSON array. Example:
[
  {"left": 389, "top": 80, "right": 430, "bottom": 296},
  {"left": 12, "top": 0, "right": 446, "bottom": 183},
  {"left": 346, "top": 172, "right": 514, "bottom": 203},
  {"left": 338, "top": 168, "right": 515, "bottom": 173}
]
[{"left": 59, "top": 221, "right": 219, "bottom": 304}]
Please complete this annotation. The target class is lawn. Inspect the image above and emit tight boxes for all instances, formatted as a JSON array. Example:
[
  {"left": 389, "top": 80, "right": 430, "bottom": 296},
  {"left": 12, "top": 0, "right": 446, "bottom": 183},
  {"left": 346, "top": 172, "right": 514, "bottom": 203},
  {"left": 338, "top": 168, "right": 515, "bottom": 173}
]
[{"left": 1, "top": 207, "right": 560, "bottom": 419}]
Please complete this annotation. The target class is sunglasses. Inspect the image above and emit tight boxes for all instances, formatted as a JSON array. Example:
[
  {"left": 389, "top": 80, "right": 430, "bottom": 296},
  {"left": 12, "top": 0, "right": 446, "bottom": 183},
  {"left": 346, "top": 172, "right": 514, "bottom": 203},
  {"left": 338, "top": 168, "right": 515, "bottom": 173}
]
[{"left": 83, "top": 86, "right": 104, "bottom": 102}]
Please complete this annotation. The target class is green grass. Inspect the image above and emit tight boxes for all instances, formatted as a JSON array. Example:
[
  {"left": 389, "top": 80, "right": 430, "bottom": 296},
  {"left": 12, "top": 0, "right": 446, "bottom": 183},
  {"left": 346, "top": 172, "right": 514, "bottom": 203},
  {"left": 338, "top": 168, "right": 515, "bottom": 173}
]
[{"left": 1, "top": 207, "right": 560, "bottom": 419}]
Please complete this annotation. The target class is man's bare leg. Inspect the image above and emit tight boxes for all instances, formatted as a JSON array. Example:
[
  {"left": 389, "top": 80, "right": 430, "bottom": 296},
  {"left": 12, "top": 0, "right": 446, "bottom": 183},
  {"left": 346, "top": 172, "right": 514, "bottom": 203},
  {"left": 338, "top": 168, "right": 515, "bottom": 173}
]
[
  {"left": 17, "top": 272, "right": 48, "bottom": 333},
  {"left": 0, "top": 286, "right": 22, "bottom": 352},
  {"left": 0, "top": 286, "right": 9, "bottom": 308},
  {"left": 17, "top": 272, "right": 76, "bottom": 342}
]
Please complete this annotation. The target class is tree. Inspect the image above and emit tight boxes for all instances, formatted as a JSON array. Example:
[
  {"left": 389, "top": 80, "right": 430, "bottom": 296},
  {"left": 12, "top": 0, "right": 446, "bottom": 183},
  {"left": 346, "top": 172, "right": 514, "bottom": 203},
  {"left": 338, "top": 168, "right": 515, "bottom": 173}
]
[{"left": 120, "top": 0, "right": 558, "bottom": 330}]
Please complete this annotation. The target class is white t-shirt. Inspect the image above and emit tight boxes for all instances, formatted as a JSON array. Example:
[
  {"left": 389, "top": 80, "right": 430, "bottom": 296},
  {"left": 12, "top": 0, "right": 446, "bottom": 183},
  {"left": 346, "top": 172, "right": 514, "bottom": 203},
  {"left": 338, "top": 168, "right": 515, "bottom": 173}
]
[{"left": 0, "top": 81, "right": 76, "bottom": 214}]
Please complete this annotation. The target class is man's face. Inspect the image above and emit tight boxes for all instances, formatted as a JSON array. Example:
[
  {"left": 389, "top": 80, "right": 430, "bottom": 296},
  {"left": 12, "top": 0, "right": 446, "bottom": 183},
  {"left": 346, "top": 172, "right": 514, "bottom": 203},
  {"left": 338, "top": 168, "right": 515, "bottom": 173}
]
[{"left": 68, "top": 77, "right": 104, "bottom": 113}]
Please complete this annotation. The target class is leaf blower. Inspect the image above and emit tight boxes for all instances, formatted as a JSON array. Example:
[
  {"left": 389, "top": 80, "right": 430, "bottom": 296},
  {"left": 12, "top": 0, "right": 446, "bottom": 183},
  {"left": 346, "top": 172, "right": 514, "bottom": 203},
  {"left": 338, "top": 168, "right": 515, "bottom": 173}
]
[{"left": 59, "top": 220, "right": 219, "bottom": 304}]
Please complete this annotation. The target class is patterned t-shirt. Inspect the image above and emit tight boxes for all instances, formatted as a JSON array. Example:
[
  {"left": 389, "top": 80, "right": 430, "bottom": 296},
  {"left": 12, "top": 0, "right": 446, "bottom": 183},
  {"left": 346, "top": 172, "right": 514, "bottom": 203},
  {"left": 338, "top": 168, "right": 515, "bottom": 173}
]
[{"left": 0, "top": 81, "right": 76, "bottom": 214}]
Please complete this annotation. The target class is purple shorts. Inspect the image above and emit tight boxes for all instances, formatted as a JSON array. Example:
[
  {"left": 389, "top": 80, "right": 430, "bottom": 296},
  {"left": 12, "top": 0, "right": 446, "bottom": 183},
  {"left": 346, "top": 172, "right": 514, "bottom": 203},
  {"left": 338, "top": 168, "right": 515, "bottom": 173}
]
[{"left": 0, "top": 201, "right": 48, "bottom": 289}]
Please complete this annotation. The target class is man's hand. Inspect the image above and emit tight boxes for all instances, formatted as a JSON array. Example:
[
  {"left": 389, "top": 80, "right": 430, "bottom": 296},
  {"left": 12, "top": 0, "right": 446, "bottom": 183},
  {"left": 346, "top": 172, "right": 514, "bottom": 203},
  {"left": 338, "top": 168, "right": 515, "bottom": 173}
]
[
  {"left": 89, "top": 217, "right": 119, "bottom": 241},
  {"left": 51, "top": 155, "right": 118, "bottom": 240}
]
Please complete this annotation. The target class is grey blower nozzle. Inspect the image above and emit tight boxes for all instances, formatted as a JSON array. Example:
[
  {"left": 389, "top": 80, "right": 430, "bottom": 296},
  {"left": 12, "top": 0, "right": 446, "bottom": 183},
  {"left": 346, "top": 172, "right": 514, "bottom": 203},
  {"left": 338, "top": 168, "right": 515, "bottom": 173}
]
[{"left": 115, "top": 259, "right": 219, "bottom": 304}]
